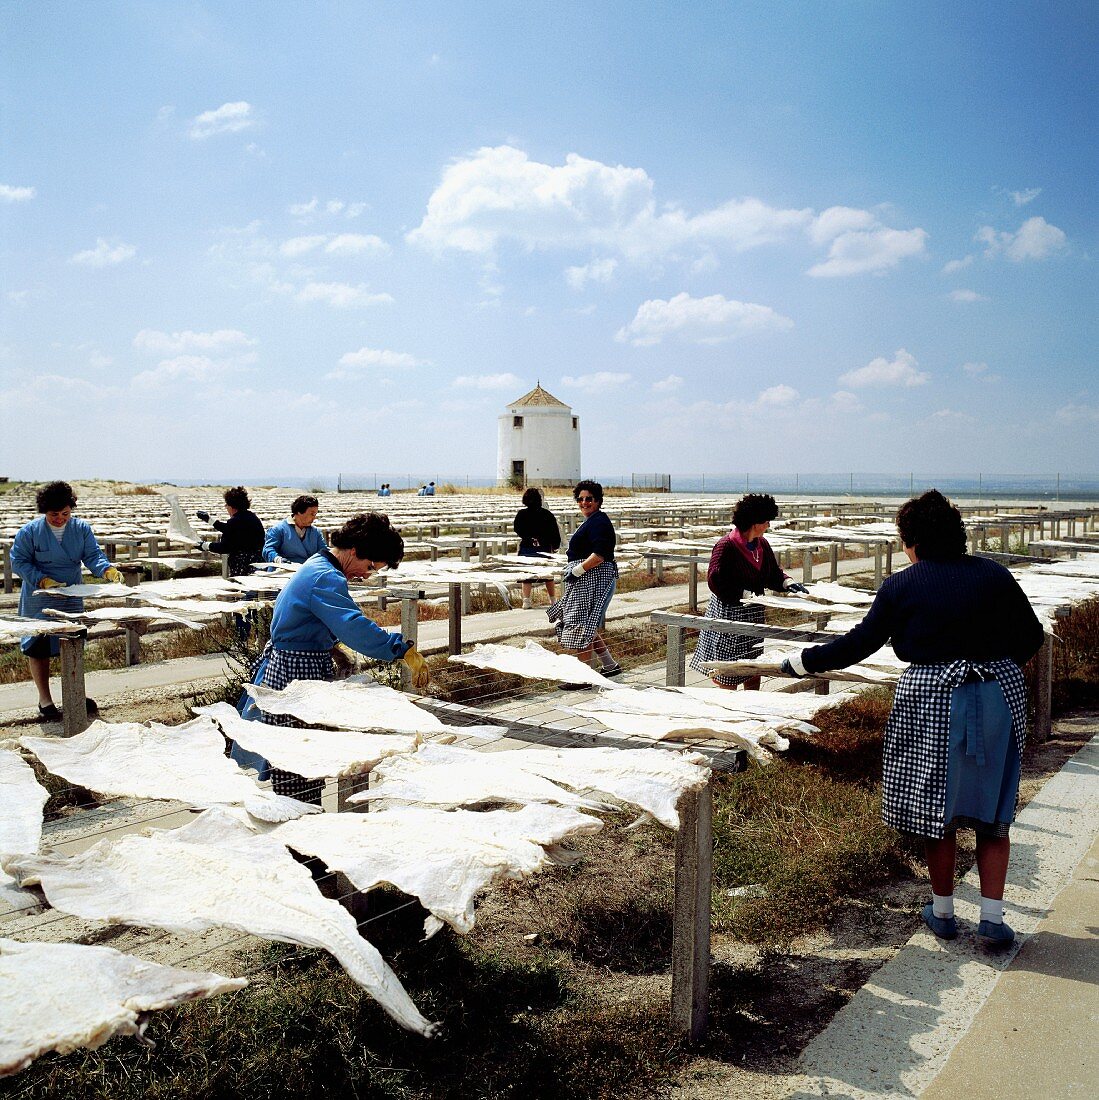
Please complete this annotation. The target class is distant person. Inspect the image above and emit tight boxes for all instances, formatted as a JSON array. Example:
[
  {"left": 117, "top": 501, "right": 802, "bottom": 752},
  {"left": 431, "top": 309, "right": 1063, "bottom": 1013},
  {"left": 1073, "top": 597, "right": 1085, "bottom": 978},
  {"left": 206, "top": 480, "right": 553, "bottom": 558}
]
[
  {"left": 548, "top": 480, "right": 620, "bottom": 680},
  {"left": 378, "top": 483, "right": 391, "bottom": 497},
  {"left": 513, "top": 487, "right": 561, "bottom": 609},
  {"left": 196, "top": 486, "right": 264, "bottom": 577},
  {"left": 233, "top": 513, "right": 430, "bottom": 803},
  {"left": 425, "top": 481, "right": 435, "bottom": 496},
  {"left": 11, "top": 480, "right": 123, "bottom": 721},
  {"left": 263, "top": 494, "right": 327, "bottom": 564},
  {"left": 690, "top": 493, "right": 806, "bottom": 690},
  {"left": 781, "top": 491, "right": 1044, "bottom": 948}
]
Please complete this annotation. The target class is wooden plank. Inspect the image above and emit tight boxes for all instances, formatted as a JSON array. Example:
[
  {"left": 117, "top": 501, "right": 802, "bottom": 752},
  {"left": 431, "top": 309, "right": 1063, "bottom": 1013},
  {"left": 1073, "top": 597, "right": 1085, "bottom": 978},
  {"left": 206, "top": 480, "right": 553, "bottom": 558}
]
[
  {"left": 59, "top": 633, "right": 90, "bottom": 738},
  {"left": 671, "top": 782, "right": 713, "bottom": 1042}
]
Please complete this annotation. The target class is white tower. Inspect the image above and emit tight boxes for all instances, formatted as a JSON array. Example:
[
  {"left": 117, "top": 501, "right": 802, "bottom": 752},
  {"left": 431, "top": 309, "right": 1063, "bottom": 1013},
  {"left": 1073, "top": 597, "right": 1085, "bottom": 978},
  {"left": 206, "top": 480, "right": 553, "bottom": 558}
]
[{"left": 496, "top": 383, "right": 581, "bottom": 486}]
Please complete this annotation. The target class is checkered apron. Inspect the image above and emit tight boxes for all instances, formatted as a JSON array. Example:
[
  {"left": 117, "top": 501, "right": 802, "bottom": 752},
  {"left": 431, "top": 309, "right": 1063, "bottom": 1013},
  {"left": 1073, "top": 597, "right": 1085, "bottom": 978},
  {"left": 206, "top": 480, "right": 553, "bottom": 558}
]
[
  {"left": 689, "top": 597, "right": 765, "bottom": 687},
  {"left": 884, "top": 658, "right": 1027, "bottom": 838},
  {"left": 546, "top": 559, "right": 619, "bottom": 650},
  {"left": 250, "top": 642, "right": 334, "bottom": 804}
]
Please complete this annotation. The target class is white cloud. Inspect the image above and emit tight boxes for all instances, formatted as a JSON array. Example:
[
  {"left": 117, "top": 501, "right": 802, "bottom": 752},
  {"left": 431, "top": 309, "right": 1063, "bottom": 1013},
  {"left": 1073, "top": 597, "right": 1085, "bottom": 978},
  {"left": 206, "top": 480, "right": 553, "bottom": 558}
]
[
  {"left": 0, "top": 184, "right": 35, "bottom": 202},
  {"left": 295, "top": 282, "right": 394, "bottom": 308},
  {"left": 289, "top": 198, "right": 319, "bottom": 217},
  {"left": 325, "top": 233, "right": 389, "bottom": 256},
  {"left": 70, "top": 238, "right": 137, "bottom": 267},
  {"left": 829, "top": 390, "right": 863, "bottom": 413},
  {"left": 280, "top": 235, "right": 327, "bottom": 257},
  {"left": 651, "top": 374, "right": 684, "bottom": 393},
  {"left": 132, "top": 355, "right": 226, "bottom": 388},
  {"left": 950, "top": 289, "right": 988, "bottom": 302},
  {"left": 452, "top": 373, "right": 522, "bottom": 390},
  {"left": 133, "top": 329, "right": 257, "bottom": 355},
  {"left": 925, "top": 408, "right": 976, "bottom": 428},
  {"left": 1010, "top": 187, "right": 1041, "bottom": 206},
  {"left": 289, "top": 197, "right": 367, "bottom": 220},
  {"left": 565, "top": 257, "right": 618, "bottom": 289},
  {"left": 961, "top": 361, "right": 990, "bottom": 377},
  {"left": 807, "top": 206, "right": 878, "bottom": 246},
  {"left": 326, "top": 200, "right": 345, "bottom": 215},
  {"left": 1054, "top": 403, "right": 1099, "bottom": 425},
  {"left": 977, "top": 216, "right": 1067, "bottom": 261},
  {"left": 560, "top": 371, "right": 632, "bottom": 393},
  {"left": 756, "top": 383, "right": 799, "bottom": 406},
  {"left": 0, "top": 373, "right": 112, "bottom": 411},
  {"left": 941, "top": 255, "right": 973, "bottom": 274},
  {"left": 88, "top": 352, "right": 114, "bottom": 369},
  {"left": 407, "top": 145, "right": 811, "bottom": 258},
  {"left": 616, "top": 292, "right": 793, "bottom": 347},
  {"left": 327, "top": 346, "right": 429, "bottom": 379},
  {"left": 189, "top": 101, "right": 255, "bottom": 140},
  {"left": 839, "top": 348, "right": 929, "bottom": 388},
  {"left": 807, "top": 226, "right": 927, "bottom": 277}
]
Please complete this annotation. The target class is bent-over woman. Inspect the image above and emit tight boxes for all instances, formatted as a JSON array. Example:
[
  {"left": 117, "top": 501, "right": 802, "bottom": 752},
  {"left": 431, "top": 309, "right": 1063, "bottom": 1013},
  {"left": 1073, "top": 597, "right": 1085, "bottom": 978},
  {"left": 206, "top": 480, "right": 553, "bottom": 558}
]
[
  {"left": 234, "top": 512, "right": 430, "bottom": 803},
  {"left": 782, "top": 491, "right": 1044, "bottom": 948},
  {"left": 196, "top": 485, "right": 264, "bottom": 577},
  {"left": 547, "top": 480, "right": 620, "bottom": 679},
  {"left": 690, "top": 493, "right": 805, "bottom": 690},
  {"left": 263, "top": 494, "right": 327, "bottom": 563},
  {"left": 513, "top": 487, "right": 561, "bottom": 609},
  {"left": 11, "top": 480, "right": 122, "bottom": 720}
]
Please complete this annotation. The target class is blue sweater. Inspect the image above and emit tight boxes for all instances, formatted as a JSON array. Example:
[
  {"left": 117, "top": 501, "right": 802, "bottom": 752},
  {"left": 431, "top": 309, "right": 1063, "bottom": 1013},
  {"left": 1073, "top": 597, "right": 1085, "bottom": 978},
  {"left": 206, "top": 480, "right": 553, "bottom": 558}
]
[
  {"left": 11, "top": 516, "right": 111, "bottom": 619},
  {"left": 263, "top": 519, "right": 328, "bottom": 563},
  {"left": 567, "top": 509, "right": 616, "bottom": 561},
  {"left": 803, "top": 556, "right": 1045, "bottom": 671},
  {"left": 268, "top": 551, "right": 411, "bottom": 659}
]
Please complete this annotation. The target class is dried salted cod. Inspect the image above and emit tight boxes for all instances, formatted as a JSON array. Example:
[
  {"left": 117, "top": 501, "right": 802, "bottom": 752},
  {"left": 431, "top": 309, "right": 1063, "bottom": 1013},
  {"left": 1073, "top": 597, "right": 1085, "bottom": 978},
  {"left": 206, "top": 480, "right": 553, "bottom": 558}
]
[
  {"left": 449, "top": 640, "right": 609, "bottom": 687},
  {"left": 0, "top": 938, "right": 245, "bottom": 1078},
  {"left": 703, "top": 659, "right": 898, "bottom": 685},
  {"left": 804, "top": 581, "right": 875, "bottom": 606},
  {"left": 353, "top": 742, "right": 709, "bottom": 828},
  {"left": 135, "top": 594, "right": 261, "bottom": 617},
  {"left": 164, "top": 492, "right": 202, "bottom": 547},
  {"left": 244, "top": 676, "right": 450, "bottom": 734},
  {"left": 674, "top": 686, "right": 856, "bottom": 722},
  {"left": 273, "top": 804, "right": 603, "bottom": 935},
  {"left": 0, "top": 616, "right": 84, "bottom": 642},
  {"left": 194, "top": 701, "right": 419, "bottom": 779},
  {"left": 0, "top": 749, "right": 48, "bottom": 914},
  {"left": 36, "top": 582, "right": 135, "bottom": 599},
  {"left": 44, "top": 606, "right": 205, "bottom": 631},
  {"left": 21, "top": 718, "right": 316, "bottom": 823},
  {"left": 351, "top": 743, "right": 615, "bottom": 815},
  {"left": 4, "top": 807, "right": 436, "bottom": 1037},
  {"left": 744, "top": 594, "right": 864, "bottom": 615},
  {"left": 132, "top": 576, "right": 242, "bottom": 600}
]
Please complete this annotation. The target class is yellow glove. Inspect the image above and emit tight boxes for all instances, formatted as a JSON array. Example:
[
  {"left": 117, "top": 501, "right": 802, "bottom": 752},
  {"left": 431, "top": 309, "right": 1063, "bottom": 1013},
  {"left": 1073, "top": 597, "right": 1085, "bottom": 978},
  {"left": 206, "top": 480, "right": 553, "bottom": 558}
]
[
  {"left": 401, "top": 645, "right": 431, "bottom": 691},
  {"left": 39, "top": 577, "right": 65, "bottom": 590},
  {"left": 103, "top": 567, "right": 123, "bottom": 584}
]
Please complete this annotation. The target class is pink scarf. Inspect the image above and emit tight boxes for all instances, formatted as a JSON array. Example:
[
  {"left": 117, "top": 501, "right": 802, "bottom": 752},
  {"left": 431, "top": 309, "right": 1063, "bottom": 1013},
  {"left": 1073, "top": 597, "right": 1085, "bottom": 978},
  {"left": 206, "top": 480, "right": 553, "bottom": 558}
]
[{"left": 731, "top": 528, "right": 765, "bottom": 570}]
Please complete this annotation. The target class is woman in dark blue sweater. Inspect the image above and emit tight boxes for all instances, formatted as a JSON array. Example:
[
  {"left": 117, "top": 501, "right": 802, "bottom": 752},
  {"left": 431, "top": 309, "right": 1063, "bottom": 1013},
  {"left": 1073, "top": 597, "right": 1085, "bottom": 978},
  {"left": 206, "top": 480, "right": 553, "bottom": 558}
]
[{"left": 784, "top": 491, "right": 1044, "bottom": 948}]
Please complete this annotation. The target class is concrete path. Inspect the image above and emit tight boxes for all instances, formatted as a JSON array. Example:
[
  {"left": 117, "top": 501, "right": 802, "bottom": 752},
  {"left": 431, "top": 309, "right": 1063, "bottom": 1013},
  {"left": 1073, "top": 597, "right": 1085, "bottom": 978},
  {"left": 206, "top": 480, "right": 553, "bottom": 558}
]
[{"left": 785, "top": 719, "right": 1099, "bottom": 1099}]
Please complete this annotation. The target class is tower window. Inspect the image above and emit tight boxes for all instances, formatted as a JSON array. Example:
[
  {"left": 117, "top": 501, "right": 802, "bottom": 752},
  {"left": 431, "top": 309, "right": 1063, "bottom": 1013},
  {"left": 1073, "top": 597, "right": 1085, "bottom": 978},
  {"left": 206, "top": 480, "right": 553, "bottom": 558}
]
[
  {"left": 513, "top": 415, "right": 524, "bottom": 428},
  {"left": 572, "top": 417, "right": 578, "bottom": 429}
]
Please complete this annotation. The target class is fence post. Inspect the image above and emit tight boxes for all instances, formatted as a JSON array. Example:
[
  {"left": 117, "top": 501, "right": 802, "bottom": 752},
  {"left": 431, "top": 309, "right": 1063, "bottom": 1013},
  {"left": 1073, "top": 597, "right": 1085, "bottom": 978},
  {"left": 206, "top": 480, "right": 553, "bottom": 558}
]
[
  {"left": 1033, "top": 631, "right": 1054, "bottom": 742},
  {"left": 399, "top": 595, "right": 419, "bottom": 690},
  {"left": 666, "top": 623, "right": 686, "bottom": 687},
  {"left": 124, "top": 625, "right": 143, "bottom": 666},
  {"left": 671, "top": 781, "right": 713, "bottom": 1042},
  {"left": 829, "top": 543, "right": 839, "bottom": 581},
  {"left": 2, "top": 542, "right": 13, "bottom": 594},
  {"left": 448, "top": 583, "right": 463, "bottom": 655},
  {"left": 688, "top": 559, "right": 699, "bottom": 614},
  {"left": 221, "top": 554, "right": 230, "bottom": 580},
  {"left": 801, "top": 548, "right": 813, "bottom": 584},
  {"left": 873, "top": 542, "right": 883, "bottom": 589},
  {"left": 59, "top": 632, "right": 90, "bottom": 738},
  {"left": 460, "top": 546, "right": 472, "bottom": 614}
]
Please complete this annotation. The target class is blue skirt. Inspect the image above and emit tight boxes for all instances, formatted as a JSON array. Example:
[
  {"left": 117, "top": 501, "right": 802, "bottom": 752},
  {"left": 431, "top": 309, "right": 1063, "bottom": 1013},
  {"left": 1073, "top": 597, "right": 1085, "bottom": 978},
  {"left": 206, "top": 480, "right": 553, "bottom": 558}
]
[{"left": 942, "top": 679, "right": 1020, "bottom": 837}]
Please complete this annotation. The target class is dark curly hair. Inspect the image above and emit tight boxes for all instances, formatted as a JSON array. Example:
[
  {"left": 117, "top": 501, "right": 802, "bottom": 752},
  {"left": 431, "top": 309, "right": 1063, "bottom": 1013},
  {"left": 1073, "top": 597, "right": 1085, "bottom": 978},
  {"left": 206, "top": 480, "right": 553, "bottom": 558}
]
[
  {"left": 330, "top": 512, "right": 404, "bottom": 568},
  {"left": 291, "top": 494, "right": 319, "bottom": 515},
  {"left": 732, "top": 493, "right": 778, "bottom": 533},
  {"left": 521, "top": 487, "right": 543, "bottom": 509},
  {"left": 36, "top": 480, "right": 77, "bottom": 513},
  {"left": 895, "top": 490, "right": 966, "bottom": 561},
  {"left": 224, "top": 486, "right": 251, "bottom": 511},
  {"left": 573, "top": 479, "right": 603, "bottom": 504}
]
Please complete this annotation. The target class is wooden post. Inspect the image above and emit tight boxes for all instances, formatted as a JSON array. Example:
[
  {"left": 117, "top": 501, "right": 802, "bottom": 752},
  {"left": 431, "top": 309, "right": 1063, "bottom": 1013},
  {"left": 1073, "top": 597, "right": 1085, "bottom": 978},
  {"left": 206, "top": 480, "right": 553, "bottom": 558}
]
[
  {"left": 873, "top": 543, "right": 883, "bottom": 589},
  {"left": 1033, "top": 631, "right": 1054, "bottom": 742},
  {"left": 124, "top": 625, "right": 143, "bottom": 666},
  {"left": 147, "top": 536, "right": 161, "bottom": 581},
  {"left": 671, "top": 782, "right": 713, "bottom": 1042},
  {"left": 460, "top": 546, "right": 471, "bottom": 614},
  {"left": 59, "top": 633, "right": 90, "bottom": 738},
  {"left": 829, "top": 543, "right": 839, "bottom": 581},
  {"left": 801, "top": 548, "right": 813, "bottom": 584},
  {"left": 399, "top": 595, "right": 419, "bottom": 690},
  {"left": 885, "top": 540, "right": 894, "bottom": 576},
  {"left": 666, "top": 623, "right": 686, "bottom": 687},
  {"left": 448, "top": 583, "right": 462, "bottom": 655},
  {"left": 688, "top": 559, "right": 699, "bottom": 614},
  {"left": 221, "top": 554, "right": 230, "bottom": 580},
  {"left": 655, "top": 555, "right": 664, "bottom": 582},
  {"left": 2, "top": 543, "right": 12, "bottom": 595}
]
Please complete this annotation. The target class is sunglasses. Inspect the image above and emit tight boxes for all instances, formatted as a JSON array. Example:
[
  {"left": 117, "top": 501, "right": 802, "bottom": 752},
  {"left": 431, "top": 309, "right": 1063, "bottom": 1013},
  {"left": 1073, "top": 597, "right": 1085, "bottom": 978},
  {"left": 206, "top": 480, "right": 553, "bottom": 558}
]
[{"left": 577, "top": 496, "right": 596, "bottom": 503}]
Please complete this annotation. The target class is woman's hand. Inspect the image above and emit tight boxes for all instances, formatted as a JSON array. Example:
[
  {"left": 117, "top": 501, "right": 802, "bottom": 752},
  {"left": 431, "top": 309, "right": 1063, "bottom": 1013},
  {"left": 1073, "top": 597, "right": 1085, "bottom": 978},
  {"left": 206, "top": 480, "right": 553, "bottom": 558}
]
[{"left": 38, "top": 577, "right": 65, "bottom": 589}]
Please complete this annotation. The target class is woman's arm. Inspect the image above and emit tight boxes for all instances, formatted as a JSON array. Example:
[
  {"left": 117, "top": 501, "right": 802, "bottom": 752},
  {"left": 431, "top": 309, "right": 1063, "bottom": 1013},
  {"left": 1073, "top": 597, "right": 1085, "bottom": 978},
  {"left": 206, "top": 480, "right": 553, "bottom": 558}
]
[
  {"left": 10, "top": 526, "right": 44, "bottom": 589},
  {"left": 79, "top": 522, "right": 112, "bottom": 577},
  {"left": 262, "top": 523, "right": 284, "bottom": 562},
  {"left": 799, "top": 590, "right": 895, "bottom": 672},
  {"left": 309, "top": 577, "right": 411, "bottom": 661}
]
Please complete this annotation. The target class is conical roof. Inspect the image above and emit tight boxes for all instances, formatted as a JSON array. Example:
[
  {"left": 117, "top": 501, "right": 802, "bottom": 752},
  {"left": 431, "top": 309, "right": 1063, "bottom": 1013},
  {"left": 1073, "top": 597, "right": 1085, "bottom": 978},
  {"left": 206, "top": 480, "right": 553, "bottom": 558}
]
[{"left": 509, "top": 382, "right": 570, "bottom": 409}]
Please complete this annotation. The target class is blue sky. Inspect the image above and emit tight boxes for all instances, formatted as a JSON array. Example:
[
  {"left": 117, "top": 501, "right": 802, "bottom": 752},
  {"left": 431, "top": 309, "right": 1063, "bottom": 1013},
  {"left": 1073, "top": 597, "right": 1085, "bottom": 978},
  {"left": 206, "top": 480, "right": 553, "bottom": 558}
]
[{"left": 1, "top": 1, "right": 1095, "bottom": 482}]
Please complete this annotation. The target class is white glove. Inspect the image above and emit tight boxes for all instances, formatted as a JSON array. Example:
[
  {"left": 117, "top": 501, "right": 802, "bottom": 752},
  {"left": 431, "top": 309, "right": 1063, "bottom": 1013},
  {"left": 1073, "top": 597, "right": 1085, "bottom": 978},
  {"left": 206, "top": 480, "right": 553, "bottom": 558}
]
[
  {"left": 569, "top": 562, "right": 586, "bottom": 579},
  {"left": 275, "top": 556, "right": 288, "bottom": 564}
]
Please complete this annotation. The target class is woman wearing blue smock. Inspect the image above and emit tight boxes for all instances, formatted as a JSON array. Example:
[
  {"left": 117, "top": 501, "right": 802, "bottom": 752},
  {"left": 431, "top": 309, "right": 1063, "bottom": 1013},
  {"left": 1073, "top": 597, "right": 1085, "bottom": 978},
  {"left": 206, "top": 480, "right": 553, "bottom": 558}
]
[
  {"left": 783, "top": 491, "right": 1044, "bottom": 949},
  {"left": 262, "top": 494, "right": 327, "bottom": 563},
  {"left": 10, "top": 481, "right": 122, "bottom": 721},
  {"left": 233, "top": 512, "right": 430, "bottom": 804}
]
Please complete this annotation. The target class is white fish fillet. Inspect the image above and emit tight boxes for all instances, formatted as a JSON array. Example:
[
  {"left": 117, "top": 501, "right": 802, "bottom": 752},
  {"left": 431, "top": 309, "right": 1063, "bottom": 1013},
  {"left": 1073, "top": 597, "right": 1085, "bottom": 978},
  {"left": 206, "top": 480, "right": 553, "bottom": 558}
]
[
  {"left": 35, "top": 583, "right": 135, "bottom": 599},
  {"left": 195, "top": 701, "right": 419, "bottom": 779},
  {"left": 744, "top": 594, "right": 863, "bottom": 615},
  {"left": 273, "top": 804, "right": 602, "bottom": 935},
  {"left": 0, "top": 749, "right": 48, "bottom": 914},
  {"left": 244, "top": 677, "right": 449, "bottom": 734},
  {"left": 44, "top": 606, "right": 205, "bottom": 630},
  {"left": 3, "top": 808, "right": 436, "bottom": 1037},
  {"left": 804, "top": 581, "right": 875, "bottom": 605},
  {"left": 352, "top": 742, "right": 709, "bottom": 828},
  {"left": 0, "top": 937, "right": 246, "bottom": 1077},
  {"left": 0, "top": 616, "right": 85, "bottom": 641},
  {"left": 135, "top": 594, "right": 261, "bottom": 617},
  {"left": 164, "top": 493, "right": 202, "bottom": 547},
  {"left": 449, "top": 640, "right": 609, "bottom": 687},
  {"left": 21, "top": 718, "right": 317, "bottom": 823},
  {"left": 133, "top": 576, "right": 242, "bottom": 600},
  {"left": 704, "top": 659, "right": 898, "bottom": 685}
]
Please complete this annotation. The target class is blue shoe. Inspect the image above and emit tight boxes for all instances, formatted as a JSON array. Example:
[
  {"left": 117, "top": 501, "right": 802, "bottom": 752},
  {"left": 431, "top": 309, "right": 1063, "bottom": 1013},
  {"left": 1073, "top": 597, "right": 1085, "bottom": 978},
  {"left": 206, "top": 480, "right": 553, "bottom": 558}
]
[
  {"left": 922, "top": 902, "right": 958, "bottom": 940},
  {"left": 977, "top": 919, "right": 1015, "bottom": 949}
]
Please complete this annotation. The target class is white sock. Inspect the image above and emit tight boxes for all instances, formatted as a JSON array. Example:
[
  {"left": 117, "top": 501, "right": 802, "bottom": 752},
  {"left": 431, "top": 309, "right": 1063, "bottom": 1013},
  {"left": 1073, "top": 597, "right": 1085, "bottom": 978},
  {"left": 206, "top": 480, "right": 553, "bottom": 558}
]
[
  {"left": 521, "top": 597, "right": 532, "bottom": 609},
  {"left": 979, "top": 896, "right": 1004, "bottom": 924},
  {"left": 932, "top": 892, "right": 954, "bottom": 919}
]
